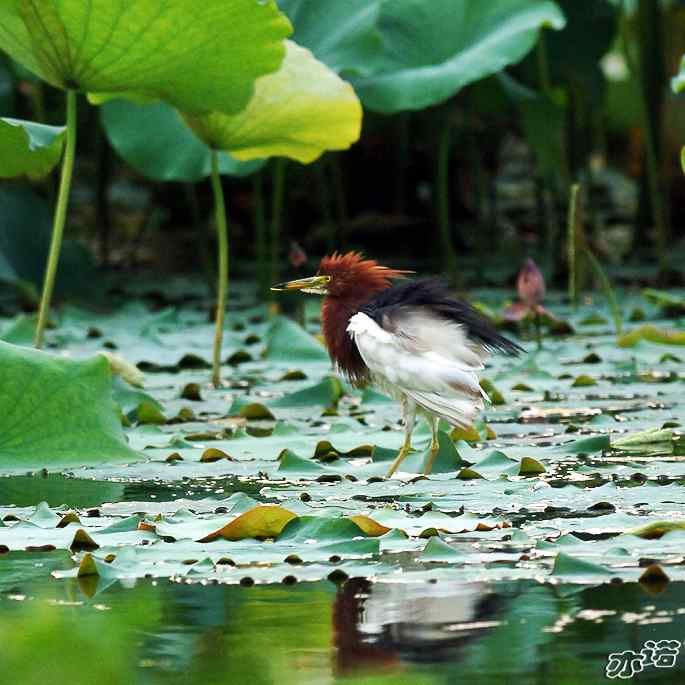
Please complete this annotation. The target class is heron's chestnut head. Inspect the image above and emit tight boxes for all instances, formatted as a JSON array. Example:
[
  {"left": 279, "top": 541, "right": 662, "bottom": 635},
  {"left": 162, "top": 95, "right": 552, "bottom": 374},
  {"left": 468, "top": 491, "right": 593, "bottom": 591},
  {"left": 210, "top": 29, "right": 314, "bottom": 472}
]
[{"left": 272, "top": 251, "right": 410, "bottom": 298}]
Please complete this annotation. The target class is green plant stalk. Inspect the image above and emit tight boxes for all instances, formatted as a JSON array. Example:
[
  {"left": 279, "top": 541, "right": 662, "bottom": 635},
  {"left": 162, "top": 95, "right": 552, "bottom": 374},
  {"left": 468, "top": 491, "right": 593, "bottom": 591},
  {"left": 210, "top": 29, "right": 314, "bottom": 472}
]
[
  {"left": 34, "top": 89, "right": 78, "bottom": 349},
  {"left": 621, "top": 5, "right": 668, "bottom": 273},
  {"left": 581, "top": 246, "right": 623, "bottom": 336},
  {"left": 536, "top": 30, "right": 553, "bottom": 99},
  {"left": 210, "top": 150, "right": 229, "bottom": 388},
  {"left": 253, "top": 172, "right": 268, "bottom": 299},
  {"left": 270, "top": 158, "right": 286, "bottom": 288},
  {"left": 534, "top": 309, "right": 542, "bottom": 350},
  {"left": 436, "top": 116, "right": 457, "bottom": 283},
  {"left": 567, "top": 183, "right": 581, "bottom": 308}
]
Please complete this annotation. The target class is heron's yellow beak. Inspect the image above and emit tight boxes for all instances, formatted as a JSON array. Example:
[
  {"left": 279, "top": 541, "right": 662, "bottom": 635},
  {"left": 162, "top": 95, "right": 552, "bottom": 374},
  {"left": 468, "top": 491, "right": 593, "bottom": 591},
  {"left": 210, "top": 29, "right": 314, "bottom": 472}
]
[{"left": 271, "top": 275, "right": 331, "bottom": 295}]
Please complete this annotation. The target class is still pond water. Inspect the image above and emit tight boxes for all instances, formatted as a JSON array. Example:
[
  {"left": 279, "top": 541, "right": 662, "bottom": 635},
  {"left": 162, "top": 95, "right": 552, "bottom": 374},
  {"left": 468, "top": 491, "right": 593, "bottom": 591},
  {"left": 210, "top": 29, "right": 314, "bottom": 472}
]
[{"left": 2, "top": 556, "right": 684, "bottom": 684}]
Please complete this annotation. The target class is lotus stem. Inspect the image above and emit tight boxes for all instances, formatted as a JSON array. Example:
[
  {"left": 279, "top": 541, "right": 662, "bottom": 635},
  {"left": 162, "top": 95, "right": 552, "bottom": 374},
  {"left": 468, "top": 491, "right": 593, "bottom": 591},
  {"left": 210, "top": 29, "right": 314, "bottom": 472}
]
[
  {"left": 437, "top": 115, "right": 458, "bottom": 284},
  {"left": 581, "top": 246, "right": 623, "bottom": 336},
  {"left": 536, "top": 30, "right": 553, "bottom": 98},
  {"left": 567, "top": 183, "right": 581, "bottom": 308},
  {"left": 210, "top": 150, "right": 229, "bottom": 387},
  {"left": 34, "top": 89, "right": 77, "bottom": 348}
]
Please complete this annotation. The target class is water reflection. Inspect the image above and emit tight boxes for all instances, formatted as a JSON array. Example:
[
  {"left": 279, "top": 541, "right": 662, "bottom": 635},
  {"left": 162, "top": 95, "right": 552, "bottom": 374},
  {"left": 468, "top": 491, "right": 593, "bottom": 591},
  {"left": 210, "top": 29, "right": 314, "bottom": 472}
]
[
  {"left": 335, "top": 578, "right": 506, "bottom": 672},
  {"left": 3, "top": 574, "right": 685, "bottom": 683}
]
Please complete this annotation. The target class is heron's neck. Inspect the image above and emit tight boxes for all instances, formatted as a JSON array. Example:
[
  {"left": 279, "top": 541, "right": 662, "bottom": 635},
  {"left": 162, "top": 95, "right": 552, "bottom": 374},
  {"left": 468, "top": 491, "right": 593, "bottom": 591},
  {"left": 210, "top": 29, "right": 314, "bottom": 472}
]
[{"left": 321, "top": 294, "right": 370, "bottom": 383}]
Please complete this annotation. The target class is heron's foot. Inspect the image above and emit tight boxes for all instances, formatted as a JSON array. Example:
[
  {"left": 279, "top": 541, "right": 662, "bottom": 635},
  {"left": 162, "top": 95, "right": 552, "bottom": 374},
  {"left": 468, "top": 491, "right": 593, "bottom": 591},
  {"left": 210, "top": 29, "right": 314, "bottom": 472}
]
[
  {"left": 422, "top": 438, "right": 440, "bottom": 476},
  {"left": 386, "top": 444, "right": 413, "bottom": 478}
]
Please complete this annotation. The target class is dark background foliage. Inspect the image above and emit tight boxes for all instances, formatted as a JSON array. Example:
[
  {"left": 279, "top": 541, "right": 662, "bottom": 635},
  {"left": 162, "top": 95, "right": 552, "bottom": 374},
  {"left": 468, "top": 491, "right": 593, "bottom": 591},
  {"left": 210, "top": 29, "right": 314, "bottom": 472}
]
[{"left": 3, "top": 0, "right": 685, "bottom": 313}]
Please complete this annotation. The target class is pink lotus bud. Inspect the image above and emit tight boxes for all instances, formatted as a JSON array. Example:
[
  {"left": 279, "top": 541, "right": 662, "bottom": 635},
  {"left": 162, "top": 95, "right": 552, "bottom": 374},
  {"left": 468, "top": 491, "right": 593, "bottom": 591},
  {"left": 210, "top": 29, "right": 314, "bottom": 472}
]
[
  {"left": 517, "top": 258, "right": 545, "bottom": 306},
  {"left": 289, "top": 241, "right": 307, "bottom": 269}
]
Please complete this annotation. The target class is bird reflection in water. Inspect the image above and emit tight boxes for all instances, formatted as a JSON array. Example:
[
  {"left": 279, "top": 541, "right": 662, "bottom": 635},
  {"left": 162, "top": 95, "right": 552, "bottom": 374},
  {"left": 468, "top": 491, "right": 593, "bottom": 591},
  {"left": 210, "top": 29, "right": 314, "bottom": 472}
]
[{"left": 333, "top": 578, "right": 505, "bottom": 674}]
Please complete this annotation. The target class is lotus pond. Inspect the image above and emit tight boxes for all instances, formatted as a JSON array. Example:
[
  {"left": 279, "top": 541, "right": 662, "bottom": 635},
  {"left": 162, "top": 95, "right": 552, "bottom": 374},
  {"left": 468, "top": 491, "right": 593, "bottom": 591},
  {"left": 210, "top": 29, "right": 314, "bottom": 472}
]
[
  {"left": 5, "top": 0, "right": 685, "bottom": 682},
  {"left": 3, "top": 279, "right": 685, "bottom": 683}
]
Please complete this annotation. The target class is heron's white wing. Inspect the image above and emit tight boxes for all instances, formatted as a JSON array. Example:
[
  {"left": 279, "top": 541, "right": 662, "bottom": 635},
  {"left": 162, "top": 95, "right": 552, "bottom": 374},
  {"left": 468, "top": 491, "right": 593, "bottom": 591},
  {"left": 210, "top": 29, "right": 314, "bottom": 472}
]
[
  {"left": 383, "top": 308, "right": 489, "bottom": 368},
  {"left": 347, "top": 311, "right": 486, "bottom": 426}
]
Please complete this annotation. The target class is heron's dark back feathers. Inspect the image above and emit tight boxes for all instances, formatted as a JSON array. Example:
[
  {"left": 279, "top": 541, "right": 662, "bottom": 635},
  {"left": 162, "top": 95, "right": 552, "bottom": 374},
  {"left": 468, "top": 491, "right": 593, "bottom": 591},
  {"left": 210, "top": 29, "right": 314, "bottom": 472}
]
[{"left": 359, "top": 279, "right": 523, "bottom": 356}]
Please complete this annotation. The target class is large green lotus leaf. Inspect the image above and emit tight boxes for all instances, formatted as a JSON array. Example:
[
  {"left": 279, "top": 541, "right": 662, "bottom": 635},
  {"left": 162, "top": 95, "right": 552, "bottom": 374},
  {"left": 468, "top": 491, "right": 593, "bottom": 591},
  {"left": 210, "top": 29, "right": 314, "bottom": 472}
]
[
  {"left": 265, "top": 315, "right": 329, "bottom": 362},
  {"left": 100, "top": 100, "right": 263, "bottom": 182},
  {"left": 0, "top": 0, "right": 291, "bottom": 115},
  {"left": 277, "top": 0, "right": 383, "bottom": 75},
  {"left": 351, "top": 0, "right": 565, "bottom": 113},
  {"left": 0, "top": 117, "right": 65, "bottom": 179},
  {"left": 184, "top": 41, "right": 362, "bottom": 163},
  {"left": 0, "top": 342, "right": 142, "bottom": 467}
]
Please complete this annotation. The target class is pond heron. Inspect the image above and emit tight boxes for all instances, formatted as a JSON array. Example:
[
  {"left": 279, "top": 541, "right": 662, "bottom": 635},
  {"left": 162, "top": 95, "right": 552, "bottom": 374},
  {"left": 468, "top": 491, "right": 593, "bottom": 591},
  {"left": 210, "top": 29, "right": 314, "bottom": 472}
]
[{"left": 272, "top": 252, "right": 523, "bottom": 477}]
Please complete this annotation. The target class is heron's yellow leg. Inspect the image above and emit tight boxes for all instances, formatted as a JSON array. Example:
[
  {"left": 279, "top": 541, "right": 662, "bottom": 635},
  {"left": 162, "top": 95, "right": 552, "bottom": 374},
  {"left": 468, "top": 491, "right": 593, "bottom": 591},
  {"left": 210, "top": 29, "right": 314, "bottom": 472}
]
[
  {"left": 386, "top": 397, "right": 416, "bottom": 478},
  {"left": 386, "top": 433, "right": 413, "bottom": 478},
  {"left": 423, "top": 417, "right": 441, "bottom": 475}
]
